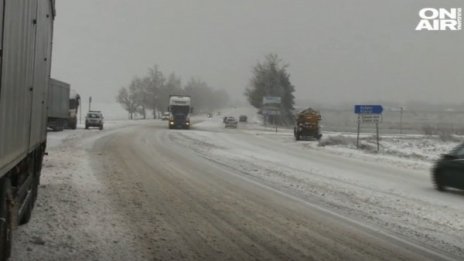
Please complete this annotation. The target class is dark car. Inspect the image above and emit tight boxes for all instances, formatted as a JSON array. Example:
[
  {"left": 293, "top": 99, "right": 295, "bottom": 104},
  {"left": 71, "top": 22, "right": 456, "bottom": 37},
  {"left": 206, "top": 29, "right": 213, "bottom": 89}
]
[
  {"left": 239, "top": 115, "right": 247, "bottom": 122},
  {"left": 432, "top": 142, "right": 464, "bottom": 191}
]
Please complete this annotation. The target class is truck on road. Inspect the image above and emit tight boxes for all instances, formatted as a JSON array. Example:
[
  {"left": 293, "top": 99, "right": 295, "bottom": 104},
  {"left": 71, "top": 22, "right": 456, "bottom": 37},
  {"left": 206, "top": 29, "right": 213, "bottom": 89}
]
[
  {"left": 0, "top": 1, "right": 55, "bottom": 259},
  {"left": 294, "top": 108, "right": 322, "bottom": 141},
  {"left": 47, "top": 78, "right": 70, "bottom": 131},
  {"left": 168, "top": 95, "right": 193, "bottom": 129}
]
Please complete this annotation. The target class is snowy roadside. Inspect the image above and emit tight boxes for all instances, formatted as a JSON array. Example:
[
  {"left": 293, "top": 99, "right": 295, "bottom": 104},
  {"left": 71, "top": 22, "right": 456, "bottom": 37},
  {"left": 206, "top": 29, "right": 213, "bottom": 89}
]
[
  {"left": 203, "top": 106, "right": 463, "bottom": 170},
  {"left": 229, "top": 117, "right": 463, "bottom": 170},
  {"left": 11, "top": 120, "right": 154, "bottom": 261},
  {"left": 252, "top": 130, "right": 461, "bottom": 171},
  {"left": 178, "top": 118, "right": 464, "bottom": 258}
]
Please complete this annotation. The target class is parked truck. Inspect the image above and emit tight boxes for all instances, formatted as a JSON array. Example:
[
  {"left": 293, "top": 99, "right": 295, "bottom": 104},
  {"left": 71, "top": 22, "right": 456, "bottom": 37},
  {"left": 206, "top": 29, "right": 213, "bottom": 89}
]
[
  {"left": 67, "top": 89, "right": 81, "bottom": 129},
  {"left": 0, "top": 1, "right": 55, "bottom": 259},
  {"left": 294, "top": 108, "right": 322, "bottom": 141},
  {"left": 47, "top": 79, "right": 70, "bottom": 131},
  {"left": 168, "top": 95, "right": 192, "bottom": 129}
]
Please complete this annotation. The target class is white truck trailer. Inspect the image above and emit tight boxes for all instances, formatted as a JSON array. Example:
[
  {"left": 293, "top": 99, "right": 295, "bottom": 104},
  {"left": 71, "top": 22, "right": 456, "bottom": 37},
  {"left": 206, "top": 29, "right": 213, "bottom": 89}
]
[
  {"left": 0, "top": 1, "right": 55, "bottom": 259},
  {"left": 47, "top": 78, "right": 70, "bottom": 131}
]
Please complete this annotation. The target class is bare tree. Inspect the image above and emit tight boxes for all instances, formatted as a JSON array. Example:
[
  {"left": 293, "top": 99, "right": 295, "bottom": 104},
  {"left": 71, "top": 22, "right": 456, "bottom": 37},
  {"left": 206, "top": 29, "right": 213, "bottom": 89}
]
[
  {"left": 116, "top": 87, "right": 138, "bottom": 119},
  {"left": 145, "top": 66, "right": 165, "bottom": 118},
  {"left": 129, "top": 77, "right": 147, "bottom": 119},
  {"left": 117, "top": 65, "right": 230, "bottom": 117}
]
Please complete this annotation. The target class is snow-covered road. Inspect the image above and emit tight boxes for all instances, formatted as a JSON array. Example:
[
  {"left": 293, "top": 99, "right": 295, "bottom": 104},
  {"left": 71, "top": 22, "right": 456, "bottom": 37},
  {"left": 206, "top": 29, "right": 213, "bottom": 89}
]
[
  {"left": 10, "top": 117, "right": 464, "bottom": 260},
  {"left": 181, "top": 119, "right": 464, "bottom": 258}
]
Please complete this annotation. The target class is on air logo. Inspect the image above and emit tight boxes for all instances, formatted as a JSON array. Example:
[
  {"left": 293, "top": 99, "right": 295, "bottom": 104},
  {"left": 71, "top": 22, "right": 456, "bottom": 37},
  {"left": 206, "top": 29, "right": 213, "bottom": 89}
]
[{"left": 416, "top": 8, "right": 462, "bottom": 31}]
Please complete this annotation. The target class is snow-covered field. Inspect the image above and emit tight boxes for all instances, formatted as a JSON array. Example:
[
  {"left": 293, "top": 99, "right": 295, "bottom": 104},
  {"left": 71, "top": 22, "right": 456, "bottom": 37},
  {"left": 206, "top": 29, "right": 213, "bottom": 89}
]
[
  {"left": 186, "top": 114, "right": 462, "bottom": 177},
  {"left": 247, "top": 127, "right": 462, "bottom": 170},
  {"left": 10, "top": 110, "right": 464, "bottom": 260}
]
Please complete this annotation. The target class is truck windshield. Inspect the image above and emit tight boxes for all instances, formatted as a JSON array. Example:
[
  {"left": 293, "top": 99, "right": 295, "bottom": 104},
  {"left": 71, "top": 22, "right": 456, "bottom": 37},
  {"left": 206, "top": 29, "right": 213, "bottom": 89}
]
[
  {"left": 171, "top": 106, "right": 189, "bottom": 115},
  {"left": 87, "top": 114, "right": 100, "bottom": 118},
  {"left": 69, "top": 99, "right": 79, "bottom": 109}
]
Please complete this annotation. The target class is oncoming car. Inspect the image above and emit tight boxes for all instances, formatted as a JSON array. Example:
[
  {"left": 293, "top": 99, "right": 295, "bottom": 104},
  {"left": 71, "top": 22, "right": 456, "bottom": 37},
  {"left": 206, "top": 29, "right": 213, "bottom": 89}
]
[
  {"left": 432, "top": 142, "right": 464, "bottom": 191},
  {"left": 85, "top": 111, "right": 104, "bottom": 130},
  {"left": 161, "top": 112, "right": 170, "bottom": 120},
  {"left": 224, "top": 116, "right": 238, "bottom": 128}
]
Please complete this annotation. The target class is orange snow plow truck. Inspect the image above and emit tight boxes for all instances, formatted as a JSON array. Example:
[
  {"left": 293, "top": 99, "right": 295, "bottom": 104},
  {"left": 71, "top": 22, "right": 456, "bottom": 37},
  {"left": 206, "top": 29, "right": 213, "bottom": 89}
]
[{"left": 294, "top": 108, "right": 322, "bottom": 141}]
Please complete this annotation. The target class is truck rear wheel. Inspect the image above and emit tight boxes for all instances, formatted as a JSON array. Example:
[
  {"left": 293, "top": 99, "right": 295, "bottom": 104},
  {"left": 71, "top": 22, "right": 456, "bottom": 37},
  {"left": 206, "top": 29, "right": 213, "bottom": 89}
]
[
  {"left": 71, "top": 120, "right": 77, "bottom": 130},
  {"left": 58, "top": 119, "right": 65, "bottom": 131},
  {"left": 0, "top": 177, "right": 12, "bottom": 261}
]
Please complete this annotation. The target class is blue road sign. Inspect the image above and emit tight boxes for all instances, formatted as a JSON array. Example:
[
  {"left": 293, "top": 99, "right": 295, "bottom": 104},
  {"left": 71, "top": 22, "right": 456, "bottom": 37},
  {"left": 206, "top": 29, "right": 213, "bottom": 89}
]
[{"left": 354, "top": 105, "right": 383, "bottom": 114}]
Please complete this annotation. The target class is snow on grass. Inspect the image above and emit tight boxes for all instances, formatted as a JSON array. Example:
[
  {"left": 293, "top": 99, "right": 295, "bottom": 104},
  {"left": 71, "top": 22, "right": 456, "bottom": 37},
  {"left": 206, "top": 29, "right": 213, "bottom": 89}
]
[{"left": 317, "top": 133, "right": 462, "bottom": 163}]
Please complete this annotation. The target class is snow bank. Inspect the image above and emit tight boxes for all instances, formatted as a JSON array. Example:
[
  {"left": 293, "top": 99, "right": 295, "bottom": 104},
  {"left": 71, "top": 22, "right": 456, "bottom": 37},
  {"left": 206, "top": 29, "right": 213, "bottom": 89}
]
[
  {"left": 318, "top": 133, "right": 461, "bottom": 163},
  {"left": 11, "top": 120, "right": 154, "bottom": 260}
]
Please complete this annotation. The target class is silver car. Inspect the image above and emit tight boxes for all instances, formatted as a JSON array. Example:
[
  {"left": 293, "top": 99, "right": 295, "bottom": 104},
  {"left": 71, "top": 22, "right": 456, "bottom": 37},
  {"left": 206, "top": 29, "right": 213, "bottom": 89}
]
[{"left": 85, "top": 111, "right": 104, "bottom": 130}]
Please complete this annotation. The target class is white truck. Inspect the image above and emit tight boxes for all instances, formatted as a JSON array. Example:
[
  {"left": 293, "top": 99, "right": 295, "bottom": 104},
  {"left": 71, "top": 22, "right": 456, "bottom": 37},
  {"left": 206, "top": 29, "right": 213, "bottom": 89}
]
[
  {"left": 47, "top": 79, "right": 70, "bottom": 131},
  {"left": 168, "top": 95, "right": 192, "bottom": 129},
  {"left": 0, "top": 1, "right": 55, "bottom": 258}
]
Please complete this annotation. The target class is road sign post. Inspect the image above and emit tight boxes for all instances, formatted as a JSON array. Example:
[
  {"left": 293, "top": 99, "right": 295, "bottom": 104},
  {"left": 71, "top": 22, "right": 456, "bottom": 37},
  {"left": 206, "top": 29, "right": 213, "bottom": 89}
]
[
  {"left": 262, "top": 96, "right": 281, "bottom": 132},
  {"left": 400, "top": 107, "right": 404, "bottom": 134},
  {"left": 356, "top": 115, "right": 361, "bottom": 149},
  {"left": 263, "top": 96, "right": 281, "bottom": 105},
  {"left": 354, "top": 105, "right": 383, "bottom": 152},
  {"left": 354, "top": 105, "right": 383, "bottom": 114}
]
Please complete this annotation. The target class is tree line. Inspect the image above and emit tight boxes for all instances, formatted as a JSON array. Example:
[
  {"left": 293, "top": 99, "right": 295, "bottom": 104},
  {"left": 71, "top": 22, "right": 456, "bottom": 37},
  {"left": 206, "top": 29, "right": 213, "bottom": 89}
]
[{"left": 116, "top": 66, "right": 229, "bottom": 119}]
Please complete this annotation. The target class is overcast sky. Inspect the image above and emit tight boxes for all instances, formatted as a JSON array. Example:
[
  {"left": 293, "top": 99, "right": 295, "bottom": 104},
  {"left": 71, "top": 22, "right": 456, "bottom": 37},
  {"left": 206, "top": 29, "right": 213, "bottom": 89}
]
[{"left": 52, "top": 0, "right": 464, "bottom": 107}]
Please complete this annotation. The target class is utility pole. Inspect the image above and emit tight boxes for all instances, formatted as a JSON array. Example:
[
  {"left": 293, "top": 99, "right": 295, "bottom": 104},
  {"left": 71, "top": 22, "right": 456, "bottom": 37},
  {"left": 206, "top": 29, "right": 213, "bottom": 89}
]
[{"left": 89, "top": 96, "right": 92, "bottom": 112}]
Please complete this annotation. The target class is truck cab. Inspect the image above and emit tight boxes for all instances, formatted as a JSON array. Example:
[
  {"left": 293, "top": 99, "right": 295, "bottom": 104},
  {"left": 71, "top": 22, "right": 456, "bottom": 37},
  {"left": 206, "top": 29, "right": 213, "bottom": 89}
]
[
  {"left": 168, "top": 95, "right": 192, "bottom": 129},
  {"left": 67, "top": 90, "right": 81, "bottom": 129}
]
